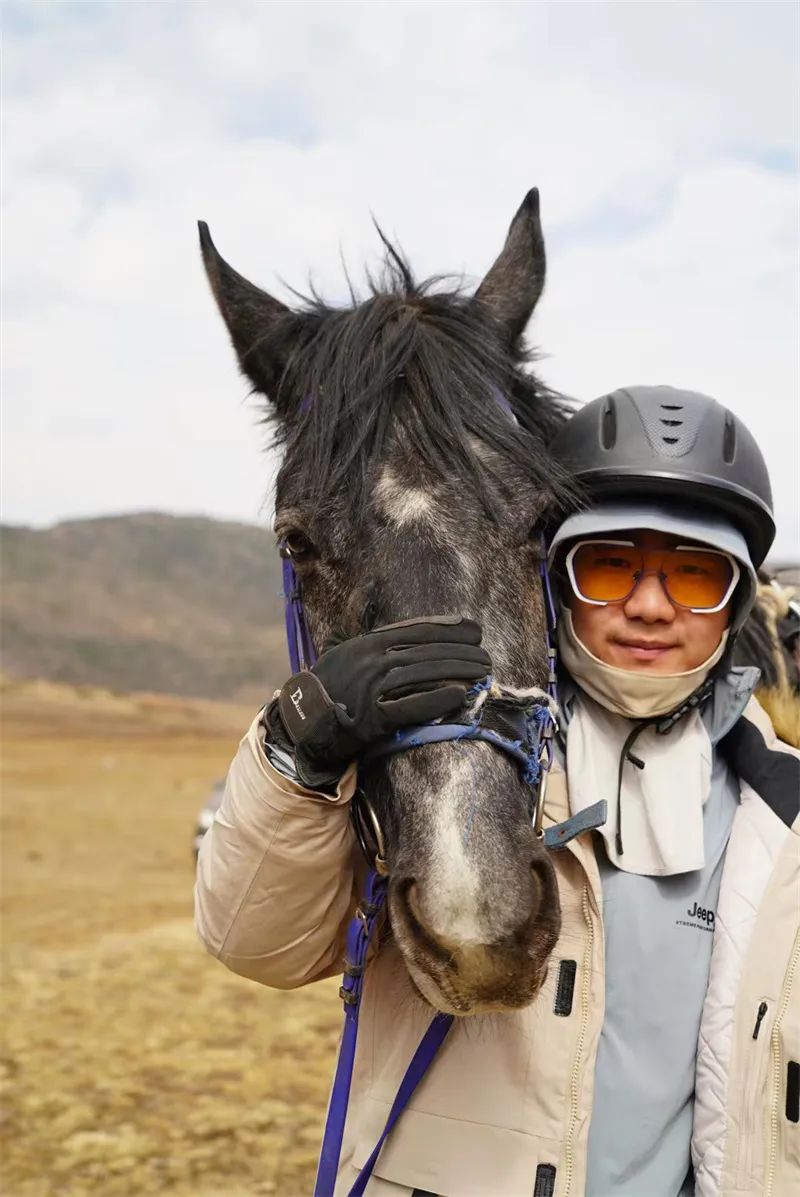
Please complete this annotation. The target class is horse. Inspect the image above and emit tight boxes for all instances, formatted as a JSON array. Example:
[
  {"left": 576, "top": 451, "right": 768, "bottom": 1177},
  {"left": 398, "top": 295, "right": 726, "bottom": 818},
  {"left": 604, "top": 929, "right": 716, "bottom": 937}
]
[
  {"left": 199, "top": 190, "right": 578, "bottom": 1015},
  {"left": 734, "top": 572, "right": 800, "bottom": 747}
]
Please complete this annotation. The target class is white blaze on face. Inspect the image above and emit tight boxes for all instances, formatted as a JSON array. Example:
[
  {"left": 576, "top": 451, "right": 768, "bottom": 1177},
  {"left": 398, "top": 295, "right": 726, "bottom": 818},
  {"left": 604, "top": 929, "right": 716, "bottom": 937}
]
[
  {"left": 374, "top": 466, "right": 434, "bottom": 527},
  {"left": 424, "top": 755, "right": 485, "bottom": 947}
]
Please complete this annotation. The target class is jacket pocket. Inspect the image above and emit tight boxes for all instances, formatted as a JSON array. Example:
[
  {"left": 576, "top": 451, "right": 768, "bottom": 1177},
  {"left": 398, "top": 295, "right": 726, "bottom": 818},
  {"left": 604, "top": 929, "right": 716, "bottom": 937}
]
[
  {"left": 734, "top": 998, "right": 772, "bottom": 1188},
  {"left": 766, "top": 928, "right": 800, "bottom": 1196},
  {"left": 352, "top": 1100, "right": 562, "bottom": 1197}
]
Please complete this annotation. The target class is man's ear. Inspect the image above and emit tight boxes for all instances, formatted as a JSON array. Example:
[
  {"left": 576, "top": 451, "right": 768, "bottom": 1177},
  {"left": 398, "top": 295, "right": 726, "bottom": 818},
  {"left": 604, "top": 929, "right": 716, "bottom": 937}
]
[
  {"left": 473, "top": 188, "right": 546, "bottom": 346},
  {"left": 198, "top": 221, "right": 297, "bottom": 401}
]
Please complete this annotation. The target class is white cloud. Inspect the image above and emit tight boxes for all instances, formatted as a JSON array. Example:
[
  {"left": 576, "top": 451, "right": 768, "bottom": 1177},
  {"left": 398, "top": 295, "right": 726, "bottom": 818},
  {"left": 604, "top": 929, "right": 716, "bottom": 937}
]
[{"left": 2, "top": 0, "right": 798, "bottom": 555}]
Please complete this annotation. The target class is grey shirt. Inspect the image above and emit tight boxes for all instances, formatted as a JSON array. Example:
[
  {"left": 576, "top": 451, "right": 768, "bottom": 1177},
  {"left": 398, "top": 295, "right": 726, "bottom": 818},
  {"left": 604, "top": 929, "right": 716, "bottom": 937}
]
[{"left": 561, "top": 669, "right": 757, "bottom": 1197}]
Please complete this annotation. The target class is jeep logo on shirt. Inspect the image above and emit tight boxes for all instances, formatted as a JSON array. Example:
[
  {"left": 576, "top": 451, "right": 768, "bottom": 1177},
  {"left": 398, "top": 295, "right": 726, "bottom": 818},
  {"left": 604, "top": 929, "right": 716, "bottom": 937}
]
[{"left": 676, "top": 901, "right": 716, "bottom": 932}]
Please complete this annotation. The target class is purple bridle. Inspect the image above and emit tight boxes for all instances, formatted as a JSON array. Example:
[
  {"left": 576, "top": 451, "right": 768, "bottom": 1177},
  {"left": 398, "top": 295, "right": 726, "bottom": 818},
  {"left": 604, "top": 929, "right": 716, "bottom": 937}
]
[
  {"left": 282, "top": 553, "right": 317, "bottom": 674},
  {"left": 279, "top": 548, "right": 606, "bottom": 1196}
]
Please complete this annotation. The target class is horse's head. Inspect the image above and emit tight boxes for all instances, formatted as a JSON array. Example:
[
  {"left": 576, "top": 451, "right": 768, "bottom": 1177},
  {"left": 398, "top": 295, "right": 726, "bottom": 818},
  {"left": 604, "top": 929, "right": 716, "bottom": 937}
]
[{"left": 200, "top": 191, "right": 576, "bottom": 1014}]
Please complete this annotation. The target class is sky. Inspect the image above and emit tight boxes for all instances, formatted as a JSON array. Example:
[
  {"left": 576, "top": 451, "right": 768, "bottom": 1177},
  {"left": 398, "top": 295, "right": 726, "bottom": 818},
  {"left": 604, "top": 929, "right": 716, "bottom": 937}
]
[{"left": 2, "top": 1, "right": 799, "bottom": 557}]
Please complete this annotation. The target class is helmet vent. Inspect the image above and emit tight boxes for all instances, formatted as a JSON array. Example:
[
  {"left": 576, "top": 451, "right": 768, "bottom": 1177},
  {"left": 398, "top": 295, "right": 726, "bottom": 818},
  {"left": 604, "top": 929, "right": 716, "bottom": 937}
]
[
  {"left": 660, "top": 403, "right": 684, "bottom": 444},
  {"left": 635, "top": 394, "right": 706, "bottom": 457},
  {"left": 723, "top": 412, "right": 737, "bottom": 464},
  {"left": 600, "top": 397, "right": 617, "bottom": 449}
]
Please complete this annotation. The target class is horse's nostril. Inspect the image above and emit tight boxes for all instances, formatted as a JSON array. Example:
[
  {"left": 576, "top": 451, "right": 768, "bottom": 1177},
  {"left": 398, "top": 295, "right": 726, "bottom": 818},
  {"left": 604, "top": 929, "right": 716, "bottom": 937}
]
[
  {"left": 530, "top": 856, "right": 556, "bottom": 913},
  {"left": 406, "top": 881, "right": 422, "bottom": 924},
  {"left": 529, "top": 861, "right": 542, "bottom": 897},
  {"left": 396, "top": 879, "right": 455, "bottom": 965},
  {"left": 402, "top": 880, "right": 439, "bottom": 941}
]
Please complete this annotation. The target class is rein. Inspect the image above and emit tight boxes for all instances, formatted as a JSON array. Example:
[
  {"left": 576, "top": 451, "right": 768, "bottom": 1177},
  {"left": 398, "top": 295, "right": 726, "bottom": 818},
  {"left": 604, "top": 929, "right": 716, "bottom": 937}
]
[{"left": 279, "top": 549, "right": 605, "bottom": 1196}]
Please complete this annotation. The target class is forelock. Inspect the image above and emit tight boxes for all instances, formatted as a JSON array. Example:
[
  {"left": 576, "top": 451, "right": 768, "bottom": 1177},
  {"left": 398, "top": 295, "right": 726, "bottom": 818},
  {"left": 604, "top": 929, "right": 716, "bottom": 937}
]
[{"left": 272, "top": 243, "right": 577, "bottom": 528}]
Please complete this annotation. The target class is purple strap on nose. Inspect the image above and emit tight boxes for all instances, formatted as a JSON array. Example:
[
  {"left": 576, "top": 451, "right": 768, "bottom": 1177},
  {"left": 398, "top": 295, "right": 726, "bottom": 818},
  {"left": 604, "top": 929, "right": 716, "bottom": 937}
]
[{"left": 282, "top": 554, "right": 317, "bottom": 672}]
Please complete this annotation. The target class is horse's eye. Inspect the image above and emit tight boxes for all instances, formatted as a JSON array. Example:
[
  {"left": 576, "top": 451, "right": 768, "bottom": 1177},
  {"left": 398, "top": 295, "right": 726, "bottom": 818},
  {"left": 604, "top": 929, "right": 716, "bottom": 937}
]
[{"left": 280, "top": 531, "right": 314, "bottom": 560}]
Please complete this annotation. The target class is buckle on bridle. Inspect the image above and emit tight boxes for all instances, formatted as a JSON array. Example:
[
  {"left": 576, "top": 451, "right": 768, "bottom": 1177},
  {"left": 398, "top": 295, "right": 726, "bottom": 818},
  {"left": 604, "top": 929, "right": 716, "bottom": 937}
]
[
  {"left": 352, "top": 788, "right": 389, "bottom": 876},
  {"left": 531, "top": 712, "right": 555, "bottom": 838},
  {"left": 532, "top": 753, "right": 550, "bottom": 840}
]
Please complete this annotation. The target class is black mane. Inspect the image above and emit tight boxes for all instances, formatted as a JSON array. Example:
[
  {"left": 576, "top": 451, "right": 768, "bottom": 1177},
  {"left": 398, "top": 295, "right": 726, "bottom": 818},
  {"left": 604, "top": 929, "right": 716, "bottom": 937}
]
[{"left": 264, "top": 243, "right": 576, "bottom": 524}]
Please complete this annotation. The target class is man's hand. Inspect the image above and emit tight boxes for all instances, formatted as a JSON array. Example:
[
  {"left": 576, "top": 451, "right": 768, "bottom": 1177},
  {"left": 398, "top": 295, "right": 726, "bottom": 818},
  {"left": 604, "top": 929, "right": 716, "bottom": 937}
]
[{"left": 266, "top": 616, "right": 491, "bottom": 788}]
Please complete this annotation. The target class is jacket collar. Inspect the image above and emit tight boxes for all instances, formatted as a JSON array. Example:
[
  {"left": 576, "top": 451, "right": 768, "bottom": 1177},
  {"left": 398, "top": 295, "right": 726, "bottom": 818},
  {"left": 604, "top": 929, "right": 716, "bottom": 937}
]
[
  {"left": 702, "top": 666, "right": 760, "bottom": 744},
  {"left": 556, "top": 665, "right": 759, "bottom": 746}
]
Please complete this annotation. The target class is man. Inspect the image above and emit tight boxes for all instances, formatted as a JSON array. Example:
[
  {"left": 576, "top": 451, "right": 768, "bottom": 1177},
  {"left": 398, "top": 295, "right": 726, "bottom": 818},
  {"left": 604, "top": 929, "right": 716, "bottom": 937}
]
[{"left": 195, "top": 387, "right": 799, "bottom": 1197}]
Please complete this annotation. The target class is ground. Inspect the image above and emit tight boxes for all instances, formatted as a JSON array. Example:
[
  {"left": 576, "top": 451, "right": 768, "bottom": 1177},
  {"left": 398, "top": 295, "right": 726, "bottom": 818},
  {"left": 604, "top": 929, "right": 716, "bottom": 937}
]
[{"left": 1, "top": 676, "right": 341, "bottom": 1196}]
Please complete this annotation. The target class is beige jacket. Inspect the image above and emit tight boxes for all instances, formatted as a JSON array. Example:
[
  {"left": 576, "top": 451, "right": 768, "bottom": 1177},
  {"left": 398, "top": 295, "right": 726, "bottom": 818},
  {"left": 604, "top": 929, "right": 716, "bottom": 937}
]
[{"left": 195, "top": 699, "right": 800, "bottom": 1197}]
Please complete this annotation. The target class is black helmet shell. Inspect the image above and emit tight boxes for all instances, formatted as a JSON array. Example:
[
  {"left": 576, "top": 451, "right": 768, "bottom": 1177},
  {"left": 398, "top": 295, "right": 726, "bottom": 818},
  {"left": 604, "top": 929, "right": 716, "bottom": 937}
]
[{"left": 551, "top": 385, "right": 775, "bottom": 566}]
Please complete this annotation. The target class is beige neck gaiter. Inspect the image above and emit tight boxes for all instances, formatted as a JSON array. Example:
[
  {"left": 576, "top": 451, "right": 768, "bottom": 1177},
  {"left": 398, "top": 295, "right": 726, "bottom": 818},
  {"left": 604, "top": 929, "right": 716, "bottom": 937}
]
[
  {"left": 559, "top": 611, "right": 728, "bottom": 876},
  {"left": 558, "top": 609, "right": 729, "bottom": 719}
]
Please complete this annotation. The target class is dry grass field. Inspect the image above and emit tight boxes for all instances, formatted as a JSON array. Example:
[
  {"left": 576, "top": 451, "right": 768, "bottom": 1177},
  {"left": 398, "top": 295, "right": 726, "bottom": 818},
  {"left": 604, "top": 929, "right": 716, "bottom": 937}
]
[{"left": 1, "top": 676, "right": 341, "bottom": 1196}]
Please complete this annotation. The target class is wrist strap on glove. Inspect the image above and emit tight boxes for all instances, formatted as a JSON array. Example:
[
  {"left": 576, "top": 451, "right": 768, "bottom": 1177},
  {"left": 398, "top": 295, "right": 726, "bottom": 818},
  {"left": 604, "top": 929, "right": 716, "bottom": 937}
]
[
  {"left": 278, "top": 671, "right": 340, "bottom": 744},
  {"left": 265, "top": 675, "right": 353, "bottom": 792}
]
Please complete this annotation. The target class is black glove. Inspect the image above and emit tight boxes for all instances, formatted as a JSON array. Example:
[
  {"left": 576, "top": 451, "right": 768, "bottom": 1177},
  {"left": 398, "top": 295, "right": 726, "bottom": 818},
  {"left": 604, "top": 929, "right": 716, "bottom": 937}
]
[{"left": 266, "top": 615, "right": 491, "bottom": 788}]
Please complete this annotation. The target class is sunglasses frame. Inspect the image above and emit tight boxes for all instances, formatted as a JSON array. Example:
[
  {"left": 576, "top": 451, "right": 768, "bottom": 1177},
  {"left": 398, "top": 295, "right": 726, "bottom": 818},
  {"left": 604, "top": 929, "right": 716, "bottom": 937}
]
[{"left": 564, "top": 538, "right": 741, "bottom": 614}]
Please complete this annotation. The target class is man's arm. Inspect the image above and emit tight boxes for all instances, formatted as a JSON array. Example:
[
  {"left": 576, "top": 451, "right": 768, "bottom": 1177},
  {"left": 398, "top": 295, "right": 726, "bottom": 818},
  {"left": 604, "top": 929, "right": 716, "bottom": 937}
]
[{"left": 194, "top": 708, "right": 361, "bottom": 989}]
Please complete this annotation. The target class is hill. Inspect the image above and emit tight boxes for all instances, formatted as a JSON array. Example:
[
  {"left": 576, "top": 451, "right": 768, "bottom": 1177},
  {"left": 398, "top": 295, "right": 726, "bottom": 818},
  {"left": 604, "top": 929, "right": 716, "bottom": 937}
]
[{"left": 0, "top": 513, "right": 290, "bottom": 703}]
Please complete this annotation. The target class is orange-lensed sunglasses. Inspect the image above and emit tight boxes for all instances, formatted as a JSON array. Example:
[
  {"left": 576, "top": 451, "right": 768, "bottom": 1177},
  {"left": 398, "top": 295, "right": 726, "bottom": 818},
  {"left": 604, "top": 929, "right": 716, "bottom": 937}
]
[{"left": 565, "top": 539, "right": 740, "bottom": 613}]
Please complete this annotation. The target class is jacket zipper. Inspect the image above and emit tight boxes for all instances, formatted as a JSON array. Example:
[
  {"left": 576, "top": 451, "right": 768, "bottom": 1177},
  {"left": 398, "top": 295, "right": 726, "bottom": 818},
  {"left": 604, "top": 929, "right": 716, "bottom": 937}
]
[
  {"left": 562, "top": 884, "right": 594, "bottom": 1197},
  {"left": 753, "top": 1001, "right": 768, "bottom": 1039},
  {"left": 765, "top": 929, "right": 800, "bottom": 1197},
  {"left": 736, "top": 1001, "right": 770, "bottom": 1186}
]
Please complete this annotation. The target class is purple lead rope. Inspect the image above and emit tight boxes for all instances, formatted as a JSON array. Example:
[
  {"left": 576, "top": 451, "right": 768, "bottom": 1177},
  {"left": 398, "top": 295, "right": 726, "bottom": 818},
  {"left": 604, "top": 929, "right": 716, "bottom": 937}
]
[
  {"left": 313, "top": 871, "right": 454, "bottom": 1197},
  {"left": 310, "top": 861, "right": 454, "bottom": 1197},
  {"left": 344, "top": 1013, "right": 454, "bottom": 1197}
]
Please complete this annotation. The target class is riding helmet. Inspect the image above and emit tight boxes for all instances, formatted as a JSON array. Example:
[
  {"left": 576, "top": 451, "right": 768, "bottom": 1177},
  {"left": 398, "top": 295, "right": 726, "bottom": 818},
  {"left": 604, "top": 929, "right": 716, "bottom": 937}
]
[{"left": 550, "top": 386, "right": 775, "bottom": 566}]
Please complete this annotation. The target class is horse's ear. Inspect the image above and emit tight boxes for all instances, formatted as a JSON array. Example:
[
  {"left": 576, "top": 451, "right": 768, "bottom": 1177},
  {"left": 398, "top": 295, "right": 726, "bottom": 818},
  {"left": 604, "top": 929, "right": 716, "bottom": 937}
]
[
  {"left": 198, "top": 221, "right": 293, "bottom": 399},
  {"left": 474, "top": 188, "right": 546, "bottom": 344}
]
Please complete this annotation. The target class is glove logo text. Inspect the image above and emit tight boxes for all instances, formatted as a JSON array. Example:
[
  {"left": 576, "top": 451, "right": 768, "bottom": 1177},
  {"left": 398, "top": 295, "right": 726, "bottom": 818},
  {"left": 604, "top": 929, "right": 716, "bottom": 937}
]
[{"left": 290, "top": 687, "right": 306, "bottom": 720}]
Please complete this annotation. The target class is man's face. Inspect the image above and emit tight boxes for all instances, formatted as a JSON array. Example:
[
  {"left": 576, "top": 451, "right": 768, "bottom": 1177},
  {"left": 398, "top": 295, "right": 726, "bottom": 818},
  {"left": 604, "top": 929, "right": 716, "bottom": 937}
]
[{"left": 566, "top": 529, "right": 732, "bottom": 674}]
